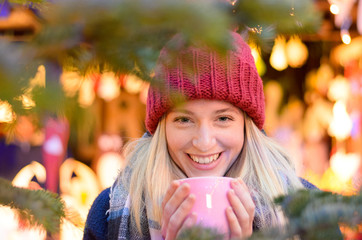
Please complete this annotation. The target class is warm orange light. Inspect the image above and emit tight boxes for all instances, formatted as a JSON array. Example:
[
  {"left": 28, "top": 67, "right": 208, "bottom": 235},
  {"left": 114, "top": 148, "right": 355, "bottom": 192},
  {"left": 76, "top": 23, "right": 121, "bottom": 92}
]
[
  {"left": 124, "top": 75, "right": 146, "bottom": 94},
  {"left": 342, "top": 32, "right": 351, "bottom": 45},
  {"left": 327, "top": 75, "right": 350, "bottom": 102},
  {"left": 286, "top": 35, "right": 309, "bottom": 68},
  {"left": 12, "top": 161, "right": 46, "bottom": 187},
  {"left": 328, "top": 101, "right": 352, "bottom": 140},
  {"left": 330, "top": 152, "right": 360, "bottom": 183},
  {"left": 78, "top": 77, "right": 95, "bottom": 107},
  {"left": 250, "top": 45, "right": 266, "bottom": 76},
  {"left": 61, "top": 72, "right": 82, "bottom": 97},
  {"left": 0, "top": 101, "right": 14, "bottom": 123},
  {"left": 270, "top": 36, "right": 288, "bottom": 71},
  {"left": 97, "top": 72, "right": 120, "bottom": 101},
  {"left": 21, "top": 94, "right": 36, "bottom": 109},
  {"left": 330, "top": 4, "right": 340, "bottom": 14},
  {"left": 97, "top": 152, "right": 124, "bottom": 188}
]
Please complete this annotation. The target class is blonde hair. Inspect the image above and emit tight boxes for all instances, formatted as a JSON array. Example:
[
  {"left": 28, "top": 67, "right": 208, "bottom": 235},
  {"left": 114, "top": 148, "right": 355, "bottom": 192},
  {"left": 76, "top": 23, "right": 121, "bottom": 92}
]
[{"left": 121, "top": 113, "right": 303, "bottom": 232}]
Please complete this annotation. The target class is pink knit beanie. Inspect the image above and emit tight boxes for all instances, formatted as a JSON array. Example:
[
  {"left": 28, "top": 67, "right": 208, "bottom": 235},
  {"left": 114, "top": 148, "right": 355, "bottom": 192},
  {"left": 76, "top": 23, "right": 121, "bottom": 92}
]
[{"left": 146, "top": 31, "right": 265, "bottom": 134}]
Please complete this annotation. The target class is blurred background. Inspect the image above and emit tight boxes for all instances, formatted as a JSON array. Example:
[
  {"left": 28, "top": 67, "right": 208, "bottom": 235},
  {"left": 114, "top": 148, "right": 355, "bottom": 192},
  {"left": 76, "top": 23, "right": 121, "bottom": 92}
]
[{"left": 0, "top": 0, "right": 361, "bottom": 239}]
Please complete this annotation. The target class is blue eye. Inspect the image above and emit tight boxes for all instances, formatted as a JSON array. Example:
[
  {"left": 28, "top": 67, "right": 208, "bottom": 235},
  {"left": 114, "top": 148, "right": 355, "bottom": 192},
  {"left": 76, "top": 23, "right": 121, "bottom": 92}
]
[
  {"left": 174, "top": 117, "right": 190, "bottom": 123},
  {"left": 218, "top": 116, "right": 232, "bottom": 122}
]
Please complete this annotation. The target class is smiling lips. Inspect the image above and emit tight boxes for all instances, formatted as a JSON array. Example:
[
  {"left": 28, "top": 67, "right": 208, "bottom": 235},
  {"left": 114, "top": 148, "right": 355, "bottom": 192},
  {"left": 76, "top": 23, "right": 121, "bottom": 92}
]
[{"left": 188, "top": 153, "right": 221, "bottom": 164}]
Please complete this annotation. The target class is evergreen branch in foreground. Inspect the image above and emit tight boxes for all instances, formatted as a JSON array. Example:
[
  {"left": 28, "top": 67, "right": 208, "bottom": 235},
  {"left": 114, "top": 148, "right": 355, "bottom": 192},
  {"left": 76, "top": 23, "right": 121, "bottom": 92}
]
[
  {"left": 250, "top": 189, "right": 362, "bottom": 240},
  {"left": 0, "top": 177, "right": 65, "bottom": 234}
]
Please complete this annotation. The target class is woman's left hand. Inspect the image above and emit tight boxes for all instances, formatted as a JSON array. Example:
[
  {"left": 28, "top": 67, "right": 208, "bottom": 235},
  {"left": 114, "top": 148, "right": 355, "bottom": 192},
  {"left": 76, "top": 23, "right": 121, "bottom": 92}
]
[{"left": 226, "top": 178, "right": 255, "bottom": 239}]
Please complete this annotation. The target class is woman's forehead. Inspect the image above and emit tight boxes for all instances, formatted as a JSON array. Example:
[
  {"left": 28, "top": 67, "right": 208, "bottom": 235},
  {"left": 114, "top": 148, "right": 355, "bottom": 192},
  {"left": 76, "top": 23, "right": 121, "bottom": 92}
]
[{"left": 170, "top": 99, "right": 242, "bottom": 114}]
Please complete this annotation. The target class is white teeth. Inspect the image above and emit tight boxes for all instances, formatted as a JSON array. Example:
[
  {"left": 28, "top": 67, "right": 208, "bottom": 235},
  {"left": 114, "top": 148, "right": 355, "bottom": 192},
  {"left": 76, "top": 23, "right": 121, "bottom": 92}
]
[{"left": 189, "top": 153, "right": 220, "bottom": 164}]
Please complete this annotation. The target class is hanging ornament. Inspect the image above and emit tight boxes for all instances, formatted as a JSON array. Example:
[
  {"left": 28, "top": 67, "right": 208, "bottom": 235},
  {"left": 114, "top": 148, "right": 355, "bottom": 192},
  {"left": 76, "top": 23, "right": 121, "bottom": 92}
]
[
  {"left": 12, "top": 161, "right": 46, "bottom": 188},
  {"left": 286, "top": 35, "right": 309, "bottom": 68},
  {"left": 43, "top": 117, "right": 69, "bottom": 193},
  {"left": 269, "top": 36, "right": 288, "bottom": 71}
]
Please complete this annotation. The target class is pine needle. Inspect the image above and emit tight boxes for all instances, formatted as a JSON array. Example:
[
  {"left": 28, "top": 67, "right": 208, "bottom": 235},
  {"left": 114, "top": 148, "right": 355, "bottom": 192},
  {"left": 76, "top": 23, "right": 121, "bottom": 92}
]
[{"left": 0, "top": 177, "right": 65, "bottom": 234}]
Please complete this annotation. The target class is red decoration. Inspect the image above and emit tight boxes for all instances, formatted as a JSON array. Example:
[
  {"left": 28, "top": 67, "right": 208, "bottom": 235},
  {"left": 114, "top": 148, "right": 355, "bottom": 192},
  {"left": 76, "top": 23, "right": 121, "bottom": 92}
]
[{"left": 42, "top": 117, "right": 69, "bottom": 193}]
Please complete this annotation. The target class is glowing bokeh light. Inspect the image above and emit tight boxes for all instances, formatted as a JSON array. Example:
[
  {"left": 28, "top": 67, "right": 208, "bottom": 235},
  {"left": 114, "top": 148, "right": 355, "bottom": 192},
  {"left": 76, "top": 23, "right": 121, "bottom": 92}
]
[
  {"left": 330, "top": 152, "right": 360, "bottom": 182},
  {"left": 328, "top": 101, "right": 352, "bottom": 140},
  {"left": 286, "top": 35, "right": 309, "bottom": 68},
  {"left": 0, "top": 101, "right": 14, "bottom": 123},
  {"left": 330, "top": 4, "right": 340, "bottom": 14},
  {"left": 342, "top": 32, "right": 351, "bottom": 45},
  {"left": 270, "top": 36, "right": 288, "bottom": 71}
]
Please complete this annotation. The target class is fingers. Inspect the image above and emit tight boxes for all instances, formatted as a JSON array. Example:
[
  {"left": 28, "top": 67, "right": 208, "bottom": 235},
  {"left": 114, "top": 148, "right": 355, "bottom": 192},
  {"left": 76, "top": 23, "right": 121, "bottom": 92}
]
[
  {"left": 165, "top": 193, "right": 195, "bottom": 240},
  {"left": 162, "top": 181, "right": 180, "bottom": 210},
  {"left": 178, "top": 212, "right": 198, "bottom": 238},
  {"left": 161, "top": 182, "right": 196, "bottom": 240},
  {"left": 227, "top": 178, "right": 255, "bottom": 238},
  {"left": 226, "top": 205, "right": 242, "bottom": 238},
  {"left": 233, "top": 178, "right": 255, "bottom": 220}
]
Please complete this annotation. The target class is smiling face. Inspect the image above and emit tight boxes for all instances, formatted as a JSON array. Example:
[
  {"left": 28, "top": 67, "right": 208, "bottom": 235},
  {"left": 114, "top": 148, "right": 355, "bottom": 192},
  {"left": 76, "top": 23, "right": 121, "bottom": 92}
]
[{"left": 165, "top": 99, "right": 245, "bottom": 177}]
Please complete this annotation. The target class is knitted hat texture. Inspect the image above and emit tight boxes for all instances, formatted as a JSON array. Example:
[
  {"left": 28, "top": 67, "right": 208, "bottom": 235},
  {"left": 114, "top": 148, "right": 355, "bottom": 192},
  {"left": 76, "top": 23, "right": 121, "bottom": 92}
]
[{"left": 146, "top": 32, "right": 265, "bottom": 134}]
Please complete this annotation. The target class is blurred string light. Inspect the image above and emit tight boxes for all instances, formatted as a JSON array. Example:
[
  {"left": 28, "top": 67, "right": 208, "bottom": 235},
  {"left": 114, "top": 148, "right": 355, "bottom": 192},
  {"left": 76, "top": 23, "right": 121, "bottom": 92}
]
[
  {"left": 250, "top": 44, "right": 266, "bottom": 76},
  {"left": 270, "top": 36, "right": 288, "bottom": 71},
  {"left": 341, "top": 29, "right": 351, "bottom": 45},
  {"left": 97, "top": 72, "right": 120, "bottom": 101},
  {"left": 330, "top": 4, "right": 340, "bottom": 15},
  {"left": 0, "top": 100, "right": 14, "bottom": 123},
  {"left": 286, "top": 35, "right": 309, "bottom": 68},
  {"left": 328, "top": 101, "right": 352, "bottom": 140},
  {"left": 124, "top": 74, "right": 146, "bottom": 94},
  {"left": 328, "top": 0, "right": 355, "bottom": 44},
  {"left": 78, "top": 76, "right": 95, "bottom": 107},
  {"left": 61, "top": 72, "right": 82, "bottom": 97}
]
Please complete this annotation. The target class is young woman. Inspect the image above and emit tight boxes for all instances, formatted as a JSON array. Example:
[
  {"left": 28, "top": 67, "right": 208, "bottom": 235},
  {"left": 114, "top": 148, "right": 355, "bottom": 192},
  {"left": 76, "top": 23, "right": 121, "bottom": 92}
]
[{"left": 83, "top": 31, "right": 316, "bottom": 240}]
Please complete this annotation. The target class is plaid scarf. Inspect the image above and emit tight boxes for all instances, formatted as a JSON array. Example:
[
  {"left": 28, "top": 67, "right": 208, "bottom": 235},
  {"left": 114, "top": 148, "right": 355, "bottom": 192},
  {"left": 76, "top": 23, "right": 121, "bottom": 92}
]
[{"left": 107, "top": 167, "right": 163, "bottom": 240}]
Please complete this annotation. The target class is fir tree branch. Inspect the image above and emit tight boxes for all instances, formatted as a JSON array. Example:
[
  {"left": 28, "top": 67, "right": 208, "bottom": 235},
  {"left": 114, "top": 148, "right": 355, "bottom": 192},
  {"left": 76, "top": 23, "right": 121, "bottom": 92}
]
[
  {"left": 250, "top": 189, "right": 362, "bottom": 240},
  {"left": 0, "top": 177, "right": 65, "bottom": 234}
]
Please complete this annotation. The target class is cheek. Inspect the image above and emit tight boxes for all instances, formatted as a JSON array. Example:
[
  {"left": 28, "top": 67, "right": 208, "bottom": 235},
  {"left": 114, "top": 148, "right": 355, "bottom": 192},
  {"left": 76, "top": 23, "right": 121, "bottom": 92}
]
[
  {"left": 166, "top": 126, "right": 186, "bottom": 155},
  {"left": 221, "top": 128, "right": 244, "bottom": 151}
]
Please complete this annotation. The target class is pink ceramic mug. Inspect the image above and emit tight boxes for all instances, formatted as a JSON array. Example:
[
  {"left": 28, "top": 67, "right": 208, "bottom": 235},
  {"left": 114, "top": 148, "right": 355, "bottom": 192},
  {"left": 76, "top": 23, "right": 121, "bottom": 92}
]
[{"left": 180, "top": 176, "right": 233, "bottom": 235}]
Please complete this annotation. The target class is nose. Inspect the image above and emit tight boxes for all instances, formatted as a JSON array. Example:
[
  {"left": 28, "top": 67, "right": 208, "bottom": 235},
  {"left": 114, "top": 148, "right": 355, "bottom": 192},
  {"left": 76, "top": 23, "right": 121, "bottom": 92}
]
[{"left": 192, "top": 123, "right": 216, "bottom": 152}]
